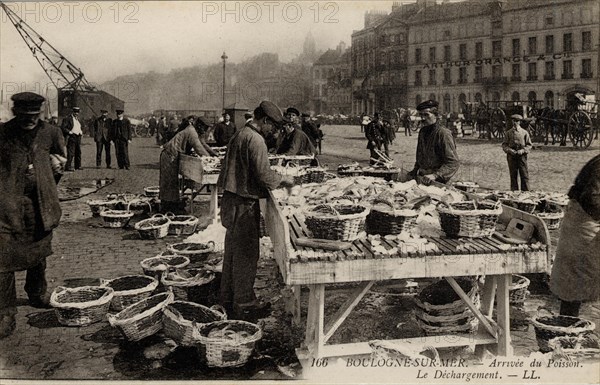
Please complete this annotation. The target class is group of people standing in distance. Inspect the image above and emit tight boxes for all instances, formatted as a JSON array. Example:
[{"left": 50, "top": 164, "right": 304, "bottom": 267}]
[{"left": 61, "top": 106, "right": 133, "bottom": 171}]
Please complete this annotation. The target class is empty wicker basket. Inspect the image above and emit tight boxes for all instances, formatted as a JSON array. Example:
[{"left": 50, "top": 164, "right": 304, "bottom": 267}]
[
  {"left": 163, "top": 301, "right": 227, "bottom": 346},
  {"left": 166, "top": 213, "right": 199, "bottom": 235},
  {"left": 134, "top": 214, "right": 171, "bottom": 240},
  {"left": 167, "top": 242, "right": 215, "bottom": 263},
  {"left": 196, "top": 320, "right": 263, "bottom": 367},
  {"left": 304, "top": 204, "right": 369, "bottom": 242},
  {"left": 531, "top": 315, "right": 596, "bottom": 353},
  {"left": 108, "top": 291, "right": 174, "bottom": 342},
  {"left": 50, "top": 286, "right": 114, "bottom": 326},
  {"left": 548, "top": 334, "right": 600, "bottom": 361},
  {"left": 101, "top": 275, "right": 159, "bottom": 311},
  {"left": 438, "top": 200, "right": 502, "bottom": 238},
  {"left": 140, "top": 254, "right": 190, "bottom": 279}
]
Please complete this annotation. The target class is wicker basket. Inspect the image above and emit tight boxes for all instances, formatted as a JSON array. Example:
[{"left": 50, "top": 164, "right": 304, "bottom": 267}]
[
  {"left": 338, "top": 169, "right": 364, "bottom": 177},
  {"left": 414, "top": 278, "right": 480, "bottom": 336},
  {"left": 305, "top": 167, "right": 327, "bottom": 183},
  {"left": 127, "top": 199, "right": 153, "bottom": 216},
  {"left": 531, "top": 315, "right": 596, "bottom": 353},
  {"left": 548, "top": 335, "right": 600, "bottom": 361},
  {"left": 363, "top": 168, "right": 400, "bottom": 181},
  {"left": 107, "top": 291, "right": 174, "bottom": 342},
  {"left": 197, "top": 320, "right": 263, "bottom": 367},
  {"left": 134, "top": 214, "right": 170, "bottom": 240},
  {"left": 87, "top": 199, "right": 120, "bottom": 217},
  {"left": 165, "top": 213, "right": 199, "bottom": 235},
  {"left": 366, "top": 198, "right": 419, "bottom": 236},
  {"left": 499, "top": 198, "right": 538, "bottom": 214},
  {"left": 167, "top": 242, "right": 215, "bottom": 264},
  {"left": 144, "top": 186, "right": 160, "bottom": 198},
  {"left": 161, "top": 268, "right": 216, "bottom": 302},
  {"left": 438, "top": 200, "right": 502, "bottom": 238},
  {"left": 282, "top": 155, "right": 314, "bottom": 166},
  {"left": 305, "top": 204, "right": 369, "bottom": 242},
  {"left": 50, "top": 286, "right": 114, "bottom": 326},
  {"left": 99, "top": 208, "right": 135, "bottom": 228},
  {"left": 140, "top": 255, "right": 190, "bottom": 279},
  {"left": 453, "top": 182, "right": 480, "bottom": 193},
  {"left": 537, "top": 211, "right": 564, "bottom": 230},
  {"left": 101, "top": 275, "right": 159, "bottom": 311},
  {"left": 508, "top": 274, "right": 530, "bottom": 306},
  {"left": 163, "top": 301, "right": 226, "bottom": 346}
]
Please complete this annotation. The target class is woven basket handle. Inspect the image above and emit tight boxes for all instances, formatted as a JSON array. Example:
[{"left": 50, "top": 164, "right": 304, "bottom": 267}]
[
  {"left": 127, "top": 200, "right": 152, "bottom": 213},
  {"left": 210, "top": 304, "right": 228, "bottom": 320},
  {"left": 312, "top": 204, "right": 340, "bottom": 217},
  {"left": 99, "top": 278, "right": 111, "bottom": 287},
  {"left": 152, "top": 213, "right": 167, "bottom": 220},
  {"left": 206, "top": 241, "right": 216, "bottom": 250},
  {"left": 422, "top": 345, "right": 440, "bottom": 362},
  {"left": 165, "top": 212, "right": 176, "bottom": 220}
]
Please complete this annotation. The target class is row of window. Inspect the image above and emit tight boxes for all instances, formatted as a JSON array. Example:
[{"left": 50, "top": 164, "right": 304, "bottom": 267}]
[
  {"left": 413, "top": 59, "right": 594, "bottom": 86},
  {"left": 414, "top": 31, "right": 593, "bottom": 63}
]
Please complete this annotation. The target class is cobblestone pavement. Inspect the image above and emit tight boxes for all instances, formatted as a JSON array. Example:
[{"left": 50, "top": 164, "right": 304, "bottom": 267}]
[{"left": 0, "top": 129, "right": 598, "bottom": 381}]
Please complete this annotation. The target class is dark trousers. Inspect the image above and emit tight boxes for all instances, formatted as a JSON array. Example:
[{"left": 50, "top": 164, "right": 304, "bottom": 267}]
[
  {"left": 115, "top": 140, "right": 130, "bottom": 169},
  {"left": 0, "top": 260, "right": 47, "bottom": 316},
  {"left": 507, "top": 154, "right": 530, "bottom": 191},
  {"left": 560, "top": 300, "right": 582, "bottom": 317},
  {"left": 65, "top": 134, "right": 82, "bottom": 170},
  {"left": 95, "top": 139, "right": 112, "bottom": 167},
  {"left": 219, "top": 192, "right": 260, "bottom": 308}
]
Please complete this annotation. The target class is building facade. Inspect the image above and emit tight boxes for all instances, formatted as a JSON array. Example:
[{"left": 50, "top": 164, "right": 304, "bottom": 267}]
[
  {"left": 349, "top": 0, "right": 599, "bottom": 115},
  {"left": 405, "top": 0, "right": 599, "bottom": 113},
  {"left": 350, "top": 10, "right": 412, "bottom": 115},
  {"left": 312, "top": 42, "right": 352, "bottom": 115}
]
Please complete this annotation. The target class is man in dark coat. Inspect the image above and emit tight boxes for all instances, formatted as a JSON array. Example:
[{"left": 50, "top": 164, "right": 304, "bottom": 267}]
[
  {"left": 148, "top": 114, "right": 158, "bottom": 139},
  {"left": 408, "top": 100, "right": 460, "bottom": 184},
  {"left": 93, "top": 109, "right": 113, "bottom": 168},
  {"left": 112, "top": 109, "right": 132, "bottom": 169},
  {"left": 217, "top": 101, "right": 294, "bottom": 320},
  {"left": 60, "top": 106, "right": 83, "bottom": 171},
  {"left": 0, "top": 92, "right": 66, "bottom": 338},
  {"left": 276, "top": 118, "right": 316, "bottom": 156},
  {"left": 213, "top": 112, "right": 236, "bottom": 147},
  {"left": 365, "top": 113, "right": 385, "bottom": 164},
  {"left": 301, "top": 112, "right": 320, "bottom": 147}
]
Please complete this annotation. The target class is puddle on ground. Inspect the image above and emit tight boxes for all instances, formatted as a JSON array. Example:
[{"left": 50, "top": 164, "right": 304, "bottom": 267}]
[{"left": 58, "top": 179, "right": 114, "bottom": 201}]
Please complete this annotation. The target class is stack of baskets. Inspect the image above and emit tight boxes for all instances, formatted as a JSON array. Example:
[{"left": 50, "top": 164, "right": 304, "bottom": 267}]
[
  {"left": 167, "top": 241, "right": 215, "bottom": 264},
  {"left": 548, "top": 334, "right": 600, "bottom": 361},
  {"left": 497, "top": 193, "right": 538, "bottom": 214},
  {"left": 162, "top": 301, "right": 226, "bottom": 346},
  {"left": 536, "top": 211, "right": 565, "bottom": 230},
  {"left": 161, "top": 268, "right": 216, "bottom": 302},
  {"left": 304, "top": 204, "right": 369, "bottom": 242},
  {"left": 140, "top": 254, "right": 190, "bottom": 280},
  {"left": 414, "top": 278, "right": 480, "bottom": 336},
  {"left": 366, "top": 197, "right": 419, "bottom": 236},
  {"left": 50, "top": 286, "right": 114, "bottom": 326},
  {"left": 134, "top": 214, "right": 171, "bottom": 239},
  {"left": 196, "top": 320, "right": 263, "bottom": 367},
  {"left": 108, "top": 291, "right": 174, "bottom": 342},
  {"left": 165, "top": 213, "right": 199, "bottom": 235},
  {"left": 101, "top": 275, "right": 159, "bottom": 311},
  {"left": 530, "top": 315, "right": 596, "bottom": 353},
  {"left": 437, "top": 200, "right": 502, "bottom": 238}
]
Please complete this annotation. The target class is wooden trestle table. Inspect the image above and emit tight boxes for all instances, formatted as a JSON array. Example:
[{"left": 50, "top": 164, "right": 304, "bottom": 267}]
[{"left": 261, "top": 190, "right": 550, "bottom": 361}]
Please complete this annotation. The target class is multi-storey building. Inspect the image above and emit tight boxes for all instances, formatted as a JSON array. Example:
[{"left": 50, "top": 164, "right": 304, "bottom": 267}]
[
  {"left": 406, "top": 0, "right": 599, "bottom": 113},
  {"left": 311, "top": 42, "right": 352, "bottom": 115},
  {"left": 350, "top": 0, "right": 599, "bottom": 115},
  {"left": 350, "top": 9, "right": 412, "bottom": 115}
]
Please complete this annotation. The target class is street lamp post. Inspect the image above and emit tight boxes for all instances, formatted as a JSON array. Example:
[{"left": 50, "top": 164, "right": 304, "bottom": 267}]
[{"left": 221, "top": 52, "right": 228, "bottom": 111}]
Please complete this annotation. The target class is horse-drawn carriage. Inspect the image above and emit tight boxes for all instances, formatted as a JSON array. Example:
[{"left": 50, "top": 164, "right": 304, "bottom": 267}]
[
  {"left": 534, "top": 93, "right": 598, "bottom": 148},
  {"left": 474, "top": 100, "right": 542, "bottom": 140}
]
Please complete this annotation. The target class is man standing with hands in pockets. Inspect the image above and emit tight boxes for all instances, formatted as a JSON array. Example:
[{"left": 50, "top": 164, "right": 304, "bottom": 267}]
[{"left": 502, "top": 114, "right": 533, "bottom": 191}]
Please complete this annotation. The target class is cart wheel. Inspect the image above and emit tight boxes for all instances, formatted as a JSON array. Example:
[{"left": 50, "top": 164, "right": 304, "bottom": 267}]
[
  {"left": 489, "top": 108, "right": 506, "bottom": 139},
  {"left": 568, "top": 111, "right": 593, "bottom": 148},
  {"left": 552, "top": 110, "right": 568, "bottom": 145}
]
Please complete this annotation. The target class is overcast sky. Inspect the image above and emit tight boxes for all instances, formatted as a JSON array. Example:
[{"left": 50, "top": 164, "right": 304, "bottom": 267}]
[{"left": 1, "top": 0, "right": 398, "bottom": 95}]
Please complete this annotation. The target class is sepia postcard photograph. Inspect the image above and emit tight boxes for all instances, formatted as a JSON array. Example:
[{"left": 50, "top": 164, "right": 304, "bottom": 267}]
[{"left": 0, "top": 0, "right": 599, "bottom": 383}]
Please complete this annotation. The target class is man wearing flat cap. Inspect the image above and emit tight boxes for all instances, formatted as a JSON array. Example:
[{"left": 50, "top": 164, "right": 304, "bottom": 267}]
[
  {"left": 502, "top": 114, "right": 533, "bottom": 191},
  {"left": 213, "top": 112, "right": 237, "bottom": 147},
  {"left": 408, "top": 100, "right": 460, "bottom": 184},
  {"left": 93, "top": 109, "right": 113, "bottom": 168},
  {"left": 0, "top": 92, "right": 66, "bottom": 338},
  {"left": 60, "top": 106, "right": 84, "bottom": 171},
  {"left": 112, "top": 109, "right": 132, "bottom": 170},
  {"left": 218, "top": 101, "right": 294, "bottom": 320}
]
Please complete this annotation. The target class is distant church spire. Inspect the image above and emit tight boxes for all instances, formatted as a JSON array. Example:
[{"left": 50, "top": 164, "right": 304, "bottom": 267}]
[{"left": 303, "top": 31, "right": 316, "bottom": 57}]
